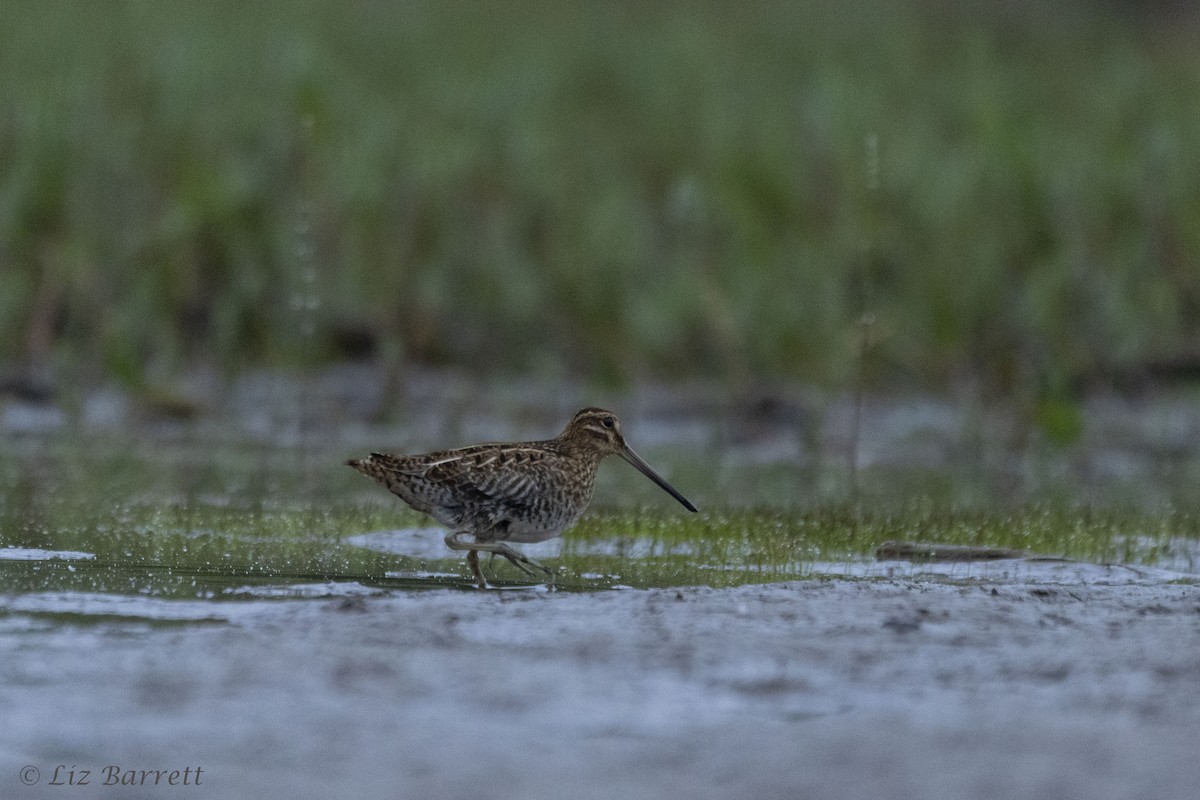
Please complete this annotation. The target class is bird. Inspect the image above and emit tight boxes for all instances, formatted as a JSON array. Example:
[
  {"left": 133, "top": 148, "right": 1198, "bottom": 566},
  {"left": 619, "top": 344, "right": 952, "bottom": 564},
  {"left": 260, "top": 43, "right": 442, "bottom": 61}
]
[{"left": 346, "top": 407, "right": 697, "bottom": 588}]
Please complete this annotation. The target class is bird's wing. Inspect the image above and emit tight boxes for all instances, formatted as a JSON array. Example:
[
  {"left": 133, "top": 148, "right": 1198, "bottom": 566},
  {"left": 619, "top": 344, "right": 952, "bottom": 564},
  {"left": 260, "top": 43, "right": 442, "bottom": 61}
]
[{"left": 419, "top": 444, "right": 551, "bottom": 514}]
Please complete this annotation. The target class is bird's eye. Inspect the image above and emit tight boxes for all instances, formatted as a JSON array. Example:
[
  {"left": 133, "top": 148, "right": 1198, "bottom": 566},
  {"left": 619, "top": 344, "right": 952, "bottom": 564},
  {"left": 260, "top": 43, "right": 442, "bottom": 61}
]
[{"left": 602, "top": 416, "right": 615, "bottom": 429}]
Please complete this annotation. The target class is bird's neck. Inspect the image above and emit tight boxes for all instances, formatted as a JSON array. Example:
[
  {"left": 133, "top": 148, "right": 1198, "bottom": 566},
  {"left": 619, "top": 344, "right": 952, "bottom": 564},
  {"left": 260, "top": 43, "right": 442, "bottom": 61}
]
[{"left": 552, "top": 436, "right": 608, "bottom": 466}]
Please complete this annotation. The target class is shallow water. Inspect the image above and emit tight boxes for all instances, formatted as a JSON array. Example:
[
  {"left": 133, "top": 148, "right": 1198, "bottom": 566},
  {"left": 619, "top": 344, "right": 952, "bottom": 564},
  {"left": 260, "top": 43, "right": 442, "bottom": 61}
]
[
  {"left": 3, "top": 381, "right": 1200, "bottom": 799},
  {"left": 3, "top": 378, "right": 1200, "bottom": 610},
  {"left": 1, "top": 376, "right": 1198, "bottom": 622}
]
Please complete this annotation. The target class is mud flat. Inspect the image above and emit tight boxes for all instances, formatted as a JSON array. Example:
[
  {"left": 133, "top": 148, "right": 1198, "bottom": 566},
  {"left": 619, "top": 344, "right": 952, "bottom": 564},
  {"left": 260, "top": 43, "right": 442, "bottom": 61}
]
[{"left": 2, "top": 570, "right": 1198, "bottom": 800}]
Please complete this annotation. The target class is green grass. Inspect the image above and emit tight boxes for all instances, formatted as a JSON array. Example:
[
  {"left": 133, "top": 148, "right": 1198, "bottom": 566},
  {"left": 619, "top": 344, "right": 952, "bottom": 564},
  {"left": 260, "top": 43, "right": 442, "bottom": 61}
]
[
  {"left": 5, "top": 495, "right": 1197, "bottom": 597},
  {"left": 2, "top": 429, "right": 1197, "bottom": 597},
  {"left": 0, "top": 0, "right": 1198, "bottom": 391}
]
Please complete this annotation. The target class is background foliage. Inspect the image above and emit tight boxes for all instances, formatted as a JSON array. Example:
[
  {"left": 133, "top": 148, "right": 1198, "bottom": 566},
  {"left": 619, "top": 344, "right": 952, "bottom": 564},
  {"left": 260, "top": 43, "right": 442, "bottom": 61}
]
[{"left": 1, "top": 0, "right": 1197, "bottom": 392}]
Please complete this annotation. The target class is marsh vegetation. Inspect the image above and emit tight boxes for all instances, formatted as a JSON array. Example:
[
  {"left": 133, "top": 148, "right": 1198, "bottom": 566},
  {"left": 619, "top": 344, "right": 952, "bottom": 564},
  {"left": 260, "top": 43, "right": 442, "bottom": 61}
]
[{"left": 1, "top": 0, "right": 1197, "bottom": 402}]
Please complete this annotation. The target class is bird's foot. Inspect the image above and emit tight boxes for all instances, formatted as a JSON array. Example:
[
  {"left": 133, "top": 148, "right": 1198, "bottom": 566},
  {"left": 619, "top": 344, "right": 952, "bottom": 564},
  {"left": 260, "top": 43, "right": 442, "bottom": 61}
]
[{"left": 490, "top": 543, "right": 555, "bottom": 586}]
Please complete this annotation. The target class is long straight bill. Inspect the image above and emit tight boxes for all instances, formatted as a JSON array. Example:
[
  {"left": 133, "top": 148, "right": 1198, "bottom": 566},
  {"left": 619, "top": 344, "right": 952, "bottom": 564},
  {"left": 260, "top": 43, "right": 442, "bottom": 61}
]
[{"left": 619, "top": 446, "right": 698, "bottom": 512}]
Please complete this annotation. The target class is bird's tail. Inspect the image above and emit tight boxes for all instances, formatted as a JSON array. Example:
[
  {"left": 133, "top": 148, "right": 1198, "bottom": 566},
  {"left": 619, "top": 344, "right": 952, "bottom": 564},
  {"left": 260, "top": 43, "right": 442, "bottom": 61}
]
[{"left": 345, "top": 452, "right": 402, "bottom": 484}]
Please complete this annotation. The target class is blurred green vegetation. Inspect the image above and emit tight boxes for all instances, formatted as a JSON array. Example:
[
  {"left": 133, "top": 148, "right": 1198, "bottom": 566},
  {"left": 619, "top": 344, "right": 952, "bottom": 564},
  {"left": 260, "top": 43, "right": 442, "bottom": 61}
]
[{"left": 1, "top": 0, "right": 1198, "bottom": 390}]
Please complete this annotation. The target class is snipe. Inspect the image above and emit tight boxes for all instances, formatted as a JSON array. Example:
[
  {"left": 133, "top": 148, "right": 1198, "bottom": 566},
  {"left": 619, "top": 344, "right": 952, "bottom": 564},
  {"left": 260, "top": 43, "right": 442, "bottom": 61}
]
[{"left": 346, "top": 408, "right": 697, "bottom": 588}]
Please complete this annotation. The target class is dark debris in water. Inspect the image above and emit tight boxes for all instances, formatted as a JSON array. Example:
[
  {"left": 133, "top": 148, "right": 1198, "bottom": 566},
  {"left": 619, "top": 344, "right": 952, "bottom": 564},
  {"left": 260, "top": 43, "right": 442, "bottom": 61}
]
[{"left": 875, "top": 541, "right": 1031, "bottom": 562}]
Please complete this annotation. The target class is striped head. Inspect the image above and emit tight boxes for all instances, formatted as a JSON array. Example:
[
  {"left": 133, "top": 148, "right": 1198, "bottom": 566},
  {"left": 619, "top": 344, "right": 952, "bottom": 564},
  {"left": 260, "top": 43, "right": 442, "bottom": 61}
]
[{"left": 561, "top": 408, "right": 628, "bottom": 456}]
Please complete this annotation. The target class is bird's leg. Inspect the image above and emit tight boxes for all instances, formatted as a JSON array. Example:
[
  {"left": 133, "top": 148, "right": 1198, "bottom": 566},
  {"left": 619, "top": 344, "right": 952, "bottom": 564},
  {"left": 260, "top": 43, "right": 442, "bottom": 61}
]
[
  {"left": 488, "top": 541, "right": 556, "bottom": 585},
  {"left": 444, "top": 531, "right": 555, "bottom": 586},
  {"left": 465, "top": 550, "right": 487, "bottom": 590},
  {"left": 445, "top": 532, "right": 488, "bottom": 588}
]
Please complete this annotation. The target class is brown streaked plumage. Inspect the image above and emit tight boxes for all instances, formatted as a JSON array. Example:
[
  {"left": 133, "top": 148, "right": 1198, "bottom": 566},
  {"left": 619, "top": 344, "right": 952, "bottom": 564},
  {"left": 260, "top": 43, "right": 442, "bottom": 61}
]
[{"left": 346, "top": 408, "right": 697, "bottom": 588}]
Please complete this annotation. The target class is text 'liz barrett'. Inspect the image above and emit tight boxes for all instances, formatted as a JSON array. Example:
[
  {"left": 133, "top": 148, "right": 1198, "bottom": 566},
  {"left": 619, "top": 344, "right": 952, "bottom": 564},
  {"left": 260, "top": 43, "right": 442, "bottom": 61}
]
[{"left": 49, "top": 764, "right": 204, "bottom": 786}]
